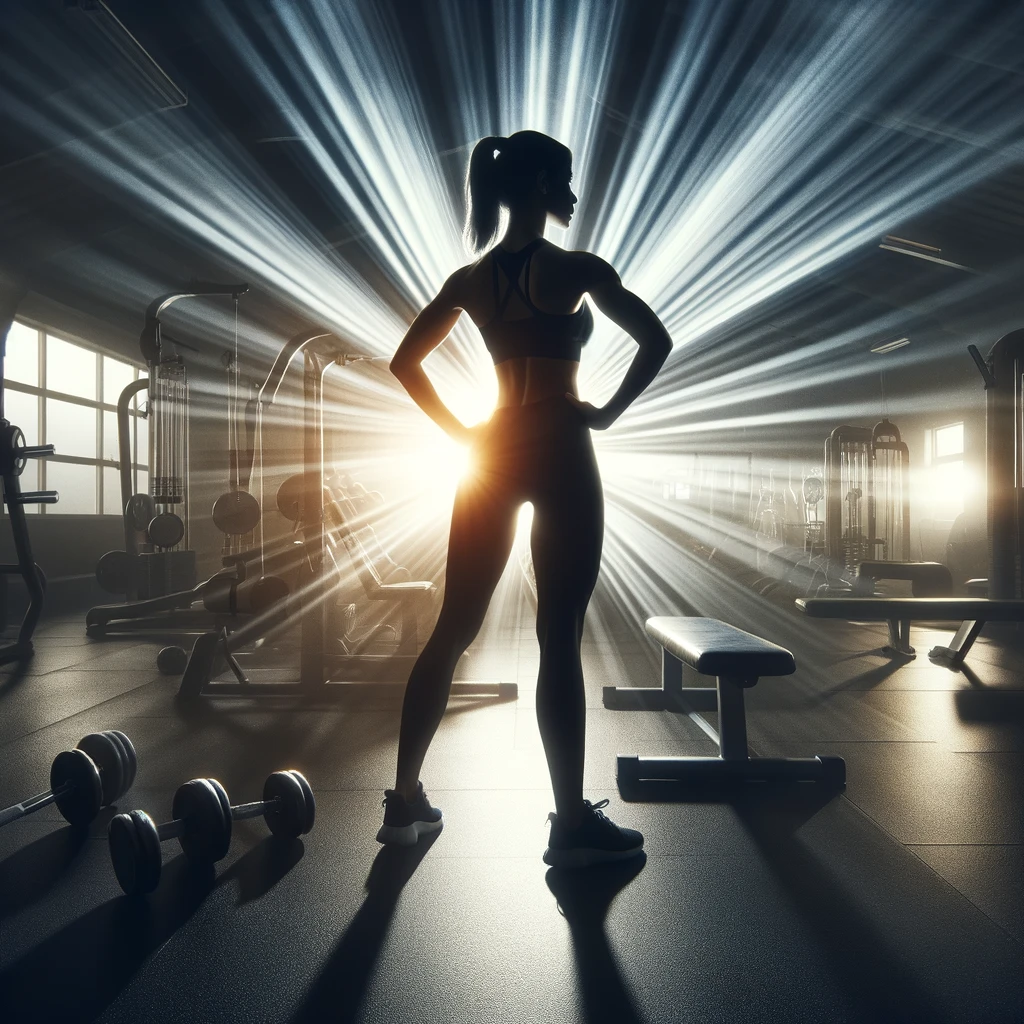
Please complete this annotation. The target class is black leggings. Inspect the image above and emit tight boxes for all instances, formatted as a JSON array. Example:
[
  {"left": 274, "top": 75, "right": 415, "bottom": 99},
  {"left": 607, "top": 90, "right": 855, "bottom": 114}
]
[{"left": 395, "top": 395, "right": 603, "bottom": 819}]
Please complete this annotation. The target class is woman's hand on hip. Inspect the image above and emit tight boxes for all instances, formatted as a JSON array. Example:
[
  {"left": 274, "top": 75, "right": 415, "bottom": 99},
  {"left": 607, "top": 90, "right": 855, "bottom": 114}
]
[
  {"left": 565, "top": 394, "right": 615, "bottom": 430},
  {"left": 459, "top": 422, "right": 490, "bottom": 446}
]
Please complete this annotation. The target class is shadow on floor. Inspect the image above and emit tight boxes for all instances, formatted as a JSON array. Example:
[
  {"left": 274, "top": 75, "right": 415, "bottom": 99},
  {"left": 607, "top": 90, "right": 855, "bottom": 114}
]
[
  {"left": 545, "top": 855, "right": 648, "bottom": 1024},
  {"left": 0, "top": 825, "right": 90, "bottom": 920},
  {"left": 290, "top": 835, "right": 439, "bottom": 1024},
  {"left": 734, "top": 792, "right": 954, "bottom": 1024},
  {"left": 0, "top": 856, "right": 213, "bottom": 1022}
]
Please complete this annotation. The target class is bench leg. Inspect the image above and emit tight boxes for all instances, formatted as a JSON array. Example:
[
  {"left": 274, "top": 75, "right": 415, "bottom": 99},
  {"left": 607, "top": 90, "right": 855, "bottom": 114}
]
[
  {"left": 884, "top": 618, "right": 915, "bottom": 658},
  {"left": 603, "top": 649, "right": 717, "bottom": 712},
  {"left": 717, "top": 675, "right": 748, "bottom": 760},
  {"left": 929, "top": 619, "right": 984, "bottom": 668}
]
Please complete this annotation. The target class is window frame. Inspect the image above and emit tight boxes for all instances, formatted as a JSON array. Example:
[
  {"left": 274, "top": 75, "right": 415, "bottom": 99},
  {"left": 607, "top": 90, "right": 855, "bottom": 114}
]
[{"left": 3, "top": 318, "right": 148, "bottom": 515}]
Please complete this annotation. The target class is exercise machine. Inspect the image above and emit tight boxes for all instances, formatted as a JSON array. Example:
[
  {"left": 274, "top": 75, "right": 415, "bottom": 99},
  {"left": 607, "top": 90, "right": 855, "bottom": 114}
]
[
  {"left": 178, "top": 327, "right": 515, "bottom": 700},
  {"left": 824, "top": 419, "right": 910, "bottom": 569},
  {"left": 1, "top": 317, "right": 58, "bottom": 663},
  {"left": 86, "top": 282, "right": 292, "bottom": 640}
]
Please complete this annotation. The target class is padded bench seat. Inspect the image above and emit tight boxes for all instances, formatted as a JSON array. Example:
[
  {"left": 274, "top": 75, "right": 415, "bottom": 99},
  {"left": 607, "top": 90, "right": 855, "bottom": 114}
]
[
  {"left": 797, "top": 597, "right": 1024, "bottom": 666},
  {"left": 604, "top": 616, "right": 844, "bottom": 786}
]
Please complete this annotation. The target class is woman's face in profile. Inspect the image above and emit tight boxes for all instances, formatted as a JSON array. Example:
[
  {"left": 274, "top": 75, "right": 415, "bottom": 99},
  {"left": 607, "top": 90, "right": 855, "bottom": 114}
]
[{"left": 547, "top": 164, "right": 577, "bottom": 227}]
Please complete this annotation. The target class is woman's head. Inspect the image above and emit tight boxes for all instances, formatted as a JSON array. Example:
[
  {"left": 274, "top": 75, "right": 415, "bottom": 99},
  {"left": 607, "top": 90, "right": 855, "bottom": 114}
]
[{"left": 464, "top": 131, "right": 575, "bottom": 252}]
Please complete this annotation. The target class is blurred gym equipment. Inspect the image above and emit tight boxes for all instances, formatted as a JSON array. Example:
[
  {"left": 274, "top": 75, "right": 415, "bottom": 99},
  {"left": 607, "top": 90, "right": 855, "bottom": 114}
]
[
  {"left": 0, "top": 327, "right": 57, "bottom": 663},
  {"left": 0, "top": 368, "right": 57, "bottom": 663},
  {"left": 798, "top": 596, "right": 1024, "bottom": 666},
  {"left": 969, "top": 329, "right": 1024, "bottom": 600},
  {"left": 824, "top": 419, "right": 910, "bottom": 569},
  {"left": 86, "top": 285, "right": 299, "bottom": 643}
]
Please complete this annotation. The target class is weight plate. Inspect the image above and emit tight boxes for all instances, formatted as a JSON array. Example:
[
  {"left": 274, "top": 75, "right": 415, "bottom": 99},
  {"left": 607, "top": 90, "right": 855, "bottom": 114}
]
[
  {"left": 109, "top": 731, "right": 138, "bottom": 792},
  {"left": 157, "top": 645, "right": 188, "bottom": 676},
  {"left": 50, "top": 749, "right": 104, "bottom": 827},
  {"left": 212, "top": 777, "right": 232, "bottom": 844},
  {"left": 96, "top": 550, "right": 131, "bottom": 595},
  {"left": 9, "top": 425, "right": 27, "bottom": 475},
  {"left": 249, "top": 575, "right": 289, "bottom": 612},
  {"left": 109, "top": 810, "right": 162, "bottom": 895},
  {"left": 147, "top": 512, "right": 185, "bottom": 549},
  {"left": 172, "top": 778, "right": 232, "bottom": 864},
  {"left": 127, "top": 493, "right": 156, "bottom": 532},
  {"left": 212, "top": 490, "right": 260, "bottom": 535},
  {"left": 262, "top": 771, "right": 307, "bottom": 838},
  {"left": 286, "top": 771, "right": 316, "bottom": 834},
  {"left": 76, "top": 733, "right": 124, "bottom": 804},
  {"left": 276, "top": 474, "right": 303, "bottom": 523}
]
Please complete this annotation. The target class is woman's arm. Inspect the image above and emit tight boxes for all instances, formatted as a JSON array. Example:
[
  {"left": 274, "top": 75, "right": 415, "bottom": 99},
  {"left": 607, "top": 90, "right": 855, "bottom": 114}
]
[
  {"left": 390, "top": 270, "right": 472, "bottom": 443},
  {"left": 573, "top": 254, "right": 673, "bottom": 429}
]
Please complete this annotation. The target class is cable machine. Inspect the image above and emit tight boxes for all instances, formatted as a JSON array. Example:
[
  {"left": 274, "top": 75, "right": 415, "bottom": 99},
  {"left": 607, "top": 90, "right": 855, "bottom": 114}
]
[{"left": 824, "top": 419, "right": 910, "bottom": 570}]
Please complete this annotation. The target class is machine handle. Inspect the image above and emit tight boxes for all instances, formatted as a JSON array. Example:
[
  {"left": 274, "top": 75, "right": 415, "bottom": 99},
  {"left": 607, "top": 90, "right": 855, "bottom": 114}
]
[
  {"left": 7, "top": 490, "right": 59, "bottom": 505},
  {"left": 967, "top": 344, "right": 996, "bottom": 389},
  {"left": 19, "top": 444, "right": 55, "bottom": 460}
]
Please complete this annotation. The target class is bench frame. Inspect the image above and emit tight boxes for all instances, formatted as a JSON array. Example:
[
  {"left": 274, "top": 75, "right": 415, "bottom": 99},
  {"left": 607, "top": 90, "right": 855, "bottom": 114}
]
[
  {"left": 795, "top": 597, "right": 1024, "bottom": 669},
  {"left": 604, "top": 622, "right": 844, "bottom": 785}
]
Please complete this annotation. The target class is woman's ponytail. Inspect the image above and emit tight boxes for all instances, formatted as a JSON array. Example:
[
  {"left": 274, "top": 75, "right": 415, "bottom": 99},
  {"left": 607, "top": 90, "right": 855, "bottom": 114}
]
[
  {"left": 465, "top": 136, "right": 504, "bottom": 253},
  {"left": 463, "top": 131, "right": 572, "bottom": 254}
]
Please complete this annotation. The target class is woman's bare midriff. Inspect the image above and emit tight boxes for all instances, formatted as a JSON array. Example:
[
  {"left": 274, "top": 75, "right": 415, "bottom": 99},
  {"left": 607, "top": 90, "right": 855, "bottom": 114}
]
[{"left": 494, "top": 356, "right": 579, "bottom": 408}]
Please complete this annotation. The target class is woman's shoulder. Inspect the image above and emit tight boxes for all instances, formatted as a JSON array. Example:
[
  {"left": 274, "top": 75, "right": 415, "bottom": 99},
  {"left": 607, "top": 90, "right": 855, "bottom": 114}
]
[{"left": 538, "top": 243, "right": 620, "bottom": 289}]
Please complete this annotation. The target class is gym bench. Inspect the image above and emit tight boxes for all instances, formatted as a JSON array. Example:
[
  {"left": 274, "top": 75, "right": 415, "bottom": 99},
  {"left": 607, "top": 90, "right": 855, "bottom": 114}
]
[
  {"left": 797, "top": 597, "right": 1024, "bottom": 667},
  {"left": 604, "top": 617, "right": 845, "bottom": 785}
]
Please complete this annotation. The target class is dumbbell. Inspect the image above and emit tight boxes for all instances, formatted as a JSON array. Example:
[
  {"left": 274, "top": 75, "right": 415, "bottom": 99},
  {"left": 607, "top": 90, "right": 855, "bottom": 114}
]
[
  {"left": 0, "top": 731, "right": 137, "bottom": 829},
  {"left": 108, "top": 770, "right": 315, "bottom": 895}
]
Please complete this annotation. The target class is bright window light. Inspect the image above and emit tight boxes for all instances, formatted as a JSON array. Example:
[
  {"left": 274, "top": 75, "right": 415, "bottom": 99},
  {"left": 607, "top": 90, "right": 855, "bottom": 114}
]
[
  {"left": 935, "top": 423, "right": 964, "bottom": 460},
  {"left": 6, "top": 321, "right": 39, "bottom": 386}
]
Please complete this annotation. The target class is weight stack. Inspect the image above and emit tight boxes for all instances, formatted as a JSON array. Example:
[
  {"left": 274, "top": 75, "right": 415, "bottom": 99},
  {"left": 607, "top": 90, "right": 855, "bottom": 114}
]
[{"left": 138, "top": 550, "right": 197, "bottom": 599}]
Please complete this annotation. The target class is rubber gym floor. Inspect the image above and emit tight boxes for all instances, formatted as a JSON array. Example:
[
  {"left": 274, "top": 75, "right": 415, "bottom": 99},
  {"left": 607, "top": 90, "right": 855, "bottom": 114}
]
[{"left": 2, "top": 573, "right": 1024, "bottom": 1023}]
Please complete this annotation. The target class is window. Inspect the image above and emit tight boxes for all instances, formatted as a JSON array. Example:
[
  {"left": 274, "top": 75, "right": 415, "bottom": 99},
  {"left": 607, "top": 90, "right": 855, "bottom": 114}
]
[
  {"left": 923, "top": 421, "right": 964, "bottom": 519},
  {"left": 3, "top": 320, "right": 146, "bottom": 515}
]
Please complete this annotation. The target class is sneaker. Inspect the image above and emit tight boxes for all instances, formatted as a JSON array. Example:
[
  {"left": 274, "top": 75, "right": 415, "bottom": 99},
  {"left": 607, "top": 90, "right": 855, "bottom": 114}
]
[
  {"left": 543, "top": 799, "right": 644, "bottom": 868},
  {"left": 375, "top": 782, "right": 443, "bottom": 846}
]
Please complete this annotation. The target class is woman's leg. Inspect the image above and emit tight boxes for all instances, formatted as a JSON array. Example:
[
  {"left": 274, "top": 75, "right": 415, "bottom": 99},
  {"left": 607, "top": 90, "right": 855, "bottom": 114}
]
[
  {"left": 531, "top": 445, "right": 604, "bottom": 830},
  {"left": 394, "top": 471, "right": 520, "bottom": 798}
]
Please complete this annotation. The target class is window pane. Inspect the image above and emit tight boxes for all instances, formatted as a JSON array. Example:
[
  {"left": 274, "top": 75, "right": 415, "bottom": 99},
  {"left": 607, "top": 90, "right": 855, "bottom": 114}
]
[
  {"left": 6, "top": 321, "right": 38, "bottom": 386},
  {"left": 103, "top": 466, "right": 124, "bottom": 515},
  {"left": 46, "top": 461, "right": 98, "bottom": 514},
  {"left": 134, "top": 469, "right": 149, "bottom": 498},
  {"left": 4, "top": 389, "right": 38, "bottom": 440},
  {"left": 102, "top": 410, "right": 118, "bottom": 462},
  {"left": 46, "top": 398, "right": 98, "bottom": 459},
  {"left": 935, "top": 423, "right": 964, "bottom": 459},
  {"left": 103, "top": 355, "right": 137, "bottom": 406},
  {"left": 46, "top": 335, "right": 96, "bottom": 400},
  {"left": 136, "top": 414, "right": 149, "bottom": 467}
]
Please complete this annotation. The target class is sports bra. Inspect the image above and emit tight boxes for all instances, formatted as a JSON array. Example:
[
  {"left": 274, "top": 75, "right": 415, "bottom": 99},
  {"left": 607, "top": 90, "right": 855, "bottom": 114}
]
[{"left": 479, "top": 239, "right": 594, "bottom": 365}]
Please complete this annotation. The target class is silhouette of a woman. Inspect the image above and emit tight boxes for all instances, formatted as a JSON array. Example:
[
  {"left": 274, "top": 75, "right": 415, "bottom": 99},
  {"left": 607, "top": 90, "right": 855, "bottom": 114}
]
[{"left": 378, "top": 131, "right": 672, "bottom": 867}]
